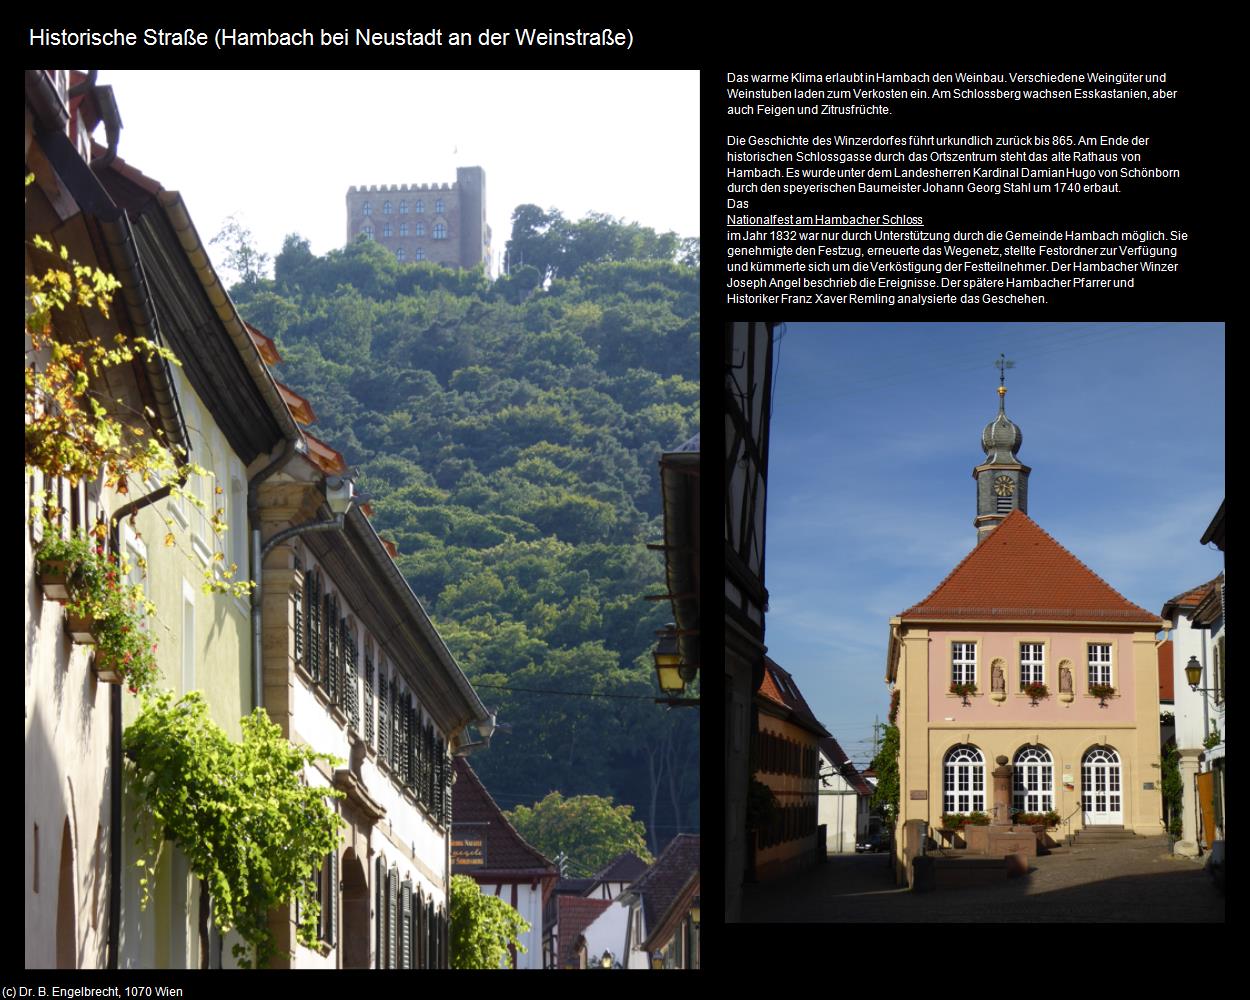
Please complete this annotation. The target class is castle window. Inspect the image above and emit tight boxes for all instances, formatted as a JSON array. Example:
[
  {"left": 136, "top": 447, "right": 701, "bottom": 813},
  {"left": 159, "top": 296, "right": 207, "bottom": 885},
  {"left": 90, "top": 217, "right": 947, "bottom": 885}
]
[
  {"left": 400, "top": 222, "right": 408, "bottom": 237},
  {"left": 414, "top": 248, "right": 425, "bottom": 261},
  {"left": 383, "top": 201, "right": 392, "bottom": 215},
  {"left": 435, "top": 199, "right": 445, "bottom": 214},
  {"left": 1087, "top": 643, "right": 1112, "bottom": 688},
  {"left": 397, "top": 248, "right": 406, "bottom": 262},
  {"left": 1020, "top": 643, "right": 1044, "bottom": 686},
  {"left": 433, "top": 223, "right": 447, "bottom": 240},
  {"left": 400, "top": 200, "right": 408, "bottom": 214},
  {"left": 362, "top": 202, "right": 372, "bottom": 216},
  {"left": 362, "top": 225, "right": 373, "bottom": 240},
  {"left": 414, "top": 221, "right": 425, "bottom": 237},
  {"left": 414, "top": 200, "right": 424, "bottom": 214},
  {"left": 383, "top": 223, "right": 393, "bottom": 238},
  {"left": 951, "top": 642, "right": 976, "bottom": 686},
  {"left": 943, "top": 745, "right": 985, "bottom": 814}
]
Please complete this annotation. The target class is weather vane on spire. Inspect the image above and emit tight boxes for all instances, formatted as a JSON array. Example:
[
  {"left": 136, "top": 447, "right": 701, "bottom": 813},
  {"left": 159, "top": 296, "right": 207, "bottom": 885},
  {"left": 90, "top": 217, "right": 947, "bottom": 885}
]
[{"left": 995, "top": 353, "right": 1015, "bottom": 399}]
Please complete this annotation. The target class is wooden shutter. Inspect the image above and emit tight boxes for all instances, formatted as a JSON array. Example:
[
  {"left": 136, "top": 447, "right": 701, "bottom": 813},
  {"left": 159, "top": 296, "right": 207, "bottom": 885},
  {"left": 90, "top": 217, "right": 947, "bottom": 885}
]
[
  {"left": 415, "top": 887, "right": 425, "bottom": 968},
  {"left": 387, "top": 866, "right": 399, "bottom": 969},
  {"left": 306, "top": 571, "right": 320, "bottom": 682},
  {"left": 326, "top": 850, "right": 339, "bottom": 947},
  {"left": 442, "top": 740, "right": 453, "bottom": 827},
  {"left": 399, "top": 880, "right": 413, "bottom": 969},
  {"left": 292, "top": 586, "right": 303, "bottom": 668},
  {"left": 364, "top": 656, "right": 375, "bottom": 746},
  {"left": 426, "top": 898, "right": 435, "bottom": 969},
  {"left": 325, "top": 595, "right": 338, "bottom": 700},
  {"left": 343, "top": 625, "right": 359, "bottom": 730},
  {"left": 375, "top": 857, "right": 386, "bottom": 969},
  {"left": 377, "top": 672, "right": 389, "bottom": 763}
]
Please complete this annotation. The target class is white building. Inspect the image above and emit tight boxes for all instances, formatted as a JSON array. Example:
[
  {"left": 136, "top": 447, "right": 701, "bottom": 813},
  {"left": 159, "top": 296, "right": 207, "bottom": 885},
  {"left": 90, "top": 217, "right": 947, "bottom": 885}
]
[{"left": 817, "top": 737, "right": 873, "bottom": 854}]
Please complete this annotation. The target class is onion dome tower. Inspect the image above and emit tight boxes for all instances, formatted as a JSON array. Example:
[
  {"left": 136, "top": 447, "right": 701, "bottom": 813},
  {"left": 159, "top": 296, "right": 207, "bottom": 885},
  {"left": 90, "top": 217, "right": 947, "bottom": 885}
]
[{"left": 973, "top": 357, "right": 1030, "bottom": 544}]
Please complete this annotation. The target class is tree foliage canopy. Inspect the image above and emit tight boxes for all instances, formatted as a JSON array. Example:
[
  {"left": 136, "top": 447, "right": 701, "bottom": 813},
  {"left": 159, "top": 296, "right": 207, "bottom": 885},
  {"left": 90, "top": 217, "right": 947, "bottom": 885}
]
[
  {"left": 505, "top": 791, "right": 652, "bottom": 875},
  {"left": 231, "top": 207, "right": 699, "bottom": 853}
]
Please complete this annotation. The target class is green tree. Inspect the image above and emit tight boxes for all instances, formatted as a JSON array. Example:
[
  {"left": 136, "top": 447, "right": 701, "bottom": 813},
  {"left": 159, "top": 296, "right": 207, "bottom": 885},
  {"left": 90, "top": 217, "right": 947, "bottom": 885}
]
[
  {"left": 449, "top": 874, "right": 530, "bottom": 969},
  {"left": 505, "top": 791, "right": 652, "bottom": 875},
  {"left": 210, "top": 214, "right": 271, "bottom": 289},
  {"left": 1161, "top": 741, "right": 1184, "bottom": 838}
]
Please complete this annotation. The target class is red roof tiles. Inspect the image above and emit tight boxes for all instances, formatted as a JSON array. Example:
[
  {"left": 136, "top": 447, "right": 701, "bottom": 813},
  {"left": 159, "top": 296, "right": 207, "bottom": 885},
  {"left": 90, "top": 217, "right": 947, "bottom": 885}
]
[
  {"left": 450, "top": 758, "right": 558, "bottom": 879},
  {"left": 1160, "top": 577, "right": 1221, "bottom": 620},
  {"left": 759, "top": 658, "right": 831, "bottom": 737},
  {"left": 901, "top": 510, "right": 1157, "bottom": 624},
  {"left": 556, "top": 897, "right": 613, "bottom": 969}
]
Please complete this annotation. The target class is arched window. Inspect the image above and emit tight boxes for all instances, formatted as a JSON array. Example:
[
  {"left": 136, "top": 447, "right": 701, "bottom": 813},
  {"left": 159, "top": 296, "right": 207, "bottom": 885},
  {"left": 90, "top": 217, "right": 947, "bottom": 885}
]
[
  {"left": 414, "top": 248, "right": 425, "bottom": 261},
  {"left": 414, "top": 221, "right": 425, "bottom": 237},
  {"left": 414, "top": 199, "right": 424, "bottom": 214},
  {"left": 399, "top": 200, "right": 408, "bottom": 214},
  {"left": 943, "top": 745, "right": 985, "bottom": 814},
  {"left": 362, "top": 201, "right": 372, "bottom": 216},
  {"left": 362, "top": 225, "right": 373, "bottom": 240},
  {"left": 383, "top": 223, "right": 393, "bottom": 238},
  {"left": 1013, "top": 745, "right": 1054, "bottom": 813},
  {"left": 433, "top": 223, "right": 447, "bottom": 240},
  {"left": 397, "top": 247, "right": 407, "bottom": 262},
  {"left": 435, "top": 199, "right": 445, "bottom": 214},
  {"left": 383, "top": 200, "right": 392, "bottom": 215},
  {"left": 399, "top": 222, "right": 408, "bottom": 237}
]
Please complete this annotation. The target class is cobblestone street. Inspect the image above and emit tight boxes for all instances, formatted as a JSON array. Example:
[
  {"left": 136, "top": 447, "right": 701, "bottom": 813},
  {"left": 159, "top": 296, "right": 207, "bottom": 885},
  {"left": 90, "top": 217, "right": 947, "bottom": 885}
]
[{"left": 741, "top": 836, "right": 1225, "bottom": 922}]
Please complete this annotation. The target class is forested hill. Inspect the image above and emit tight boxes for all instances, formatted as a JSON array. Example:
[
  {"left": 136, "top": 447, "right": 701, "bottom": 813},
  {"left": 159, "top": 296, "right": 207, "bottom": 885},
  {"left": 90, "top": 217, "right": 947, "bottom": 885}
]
[{"left": 230, "top": 207, "right": 700, "bottom": 856}]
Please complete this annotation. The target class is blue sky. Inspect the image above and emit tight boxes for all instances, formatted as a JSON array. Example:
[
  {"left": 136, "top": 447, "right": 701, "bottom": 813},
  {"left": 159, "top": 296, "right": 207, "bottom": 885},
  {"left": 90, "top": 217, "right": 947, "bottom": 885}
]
[{"left": 763, "top": 323, "right": 1225, "bottom": 767}]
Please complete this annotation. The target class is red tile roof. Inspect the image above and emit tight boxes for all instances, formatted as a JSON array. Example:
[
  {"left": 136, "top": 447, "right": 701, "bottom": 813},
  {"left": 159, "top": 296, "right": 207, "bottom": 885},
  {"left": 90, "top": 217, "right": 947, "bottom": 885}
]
[
  {"left": 556, "top": 897, "right": 613, "bottom": 969},
  {"left": 589, "top": 851, "right": 649, "bottom": 886},
  {"left": 302, "top": 431, "right": 348, "bottom": 475},
  {"left": 1160, "top": 577, "right": 1221, "bottom": 620},
  {"left": 901, "top": 510, "right": 1157, "bottom": 624},
  {"left": 450, "top": 758, "right": 558, "bottom": 880},
  {"left": 1158, "top": 639, "right": 1174, "bottom": 703},
  {"left": 629, "top": 834, "right": 699, "bottom": 953},
  {"left": 759, "top": 658, "right": 831, "bottom": 737}
]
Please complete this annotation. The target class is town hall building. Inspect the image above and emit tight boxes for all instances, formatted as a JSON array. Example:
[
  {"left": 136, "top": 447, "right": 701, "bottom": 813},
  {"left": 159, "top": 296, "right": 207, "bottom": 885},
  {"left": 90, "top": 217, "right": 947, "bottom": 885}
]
[{"left": 885, "top": 380, "right": 1166, "bottom": 882}]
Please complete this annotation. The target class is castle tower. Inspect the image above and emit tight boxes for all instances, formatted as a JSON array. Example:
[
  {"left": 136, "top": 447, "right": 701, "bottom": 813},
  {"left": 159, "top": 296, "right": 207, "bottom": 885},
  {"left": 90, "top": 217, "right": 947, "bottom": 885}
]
[{"left": 973, "top": 364, "right": 1030, "bottom": 544}]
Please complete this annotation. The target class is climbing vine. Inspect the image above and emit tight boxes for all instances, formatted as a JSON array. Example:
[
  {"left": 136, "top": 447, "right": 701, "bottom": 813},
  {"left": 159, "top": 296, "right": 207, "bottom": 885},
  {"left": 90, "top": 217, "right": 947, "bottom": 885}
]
[
  {"left": 123, "top": 692, "right": 344, "bottom": 968},
  {"left": 449, "top": 874, "right": 530, "bottom": 970},
  {"left": 25, "top": 177, "right": 250, "bottom": 600}
]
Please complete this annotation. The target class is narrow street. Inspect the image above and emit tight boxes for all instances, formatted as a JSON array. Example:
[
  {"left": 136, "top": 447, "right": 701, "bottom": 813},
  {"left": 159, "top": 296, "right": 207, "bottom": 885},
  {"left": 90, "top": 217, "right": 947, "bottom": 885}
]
[{"left": 742, "top": 837, "right": 1224, "bottom": 922}]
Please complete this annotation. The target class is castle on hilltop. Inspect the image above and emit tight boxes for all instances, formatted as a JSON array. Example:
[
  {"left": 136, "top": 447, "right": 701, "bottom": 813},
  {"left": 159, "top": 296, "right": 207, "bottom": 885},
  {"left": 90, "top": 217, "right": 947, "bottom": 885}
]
[{"left": 345, "top": 166, "right": 491, "bottom": 272}]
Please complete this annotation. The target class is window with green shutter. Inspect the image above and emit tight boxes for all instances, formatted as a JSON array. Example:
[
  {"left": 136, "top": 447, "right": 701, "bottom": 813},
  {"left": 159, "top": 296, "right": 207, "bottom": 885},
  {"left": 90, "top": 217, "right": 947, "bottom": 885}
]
[
  {"left": 305, "top": 570, "right": 321, "bottom": 682},
  {"left": 399, "top": 880, "right": 412, "bottom": 969},
  {"left": 364, "top": 655, "right": 375, "bottom": 746},
  {"left": 387, "top": 866, "right": 399, "bottom": 969},
  {"left": 377, "top": 672, "right": 390, "bottom": 764},
  {"left": 343, "top": 624, "right": 359, "bottom": 730},
  {"left": 375, "top": 856, "right": 385, "bottom": 968}
]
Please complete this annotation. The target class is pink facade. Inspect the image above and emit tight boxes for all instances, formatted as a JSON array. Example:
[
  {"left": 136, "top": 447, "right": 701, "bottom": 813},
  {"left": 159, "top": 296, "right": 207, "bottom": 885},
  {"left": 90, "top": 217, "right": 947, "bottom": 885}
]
[{"left": 926, "top": 627, "right": 1135, "bottom": 724}]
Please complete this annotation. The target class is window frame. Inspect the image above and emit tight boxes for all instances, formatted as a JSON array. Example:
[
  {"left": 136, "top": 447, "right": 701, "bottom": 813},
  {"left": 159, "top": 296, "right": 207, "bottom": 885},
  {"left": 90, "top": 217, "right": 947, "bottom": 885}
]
[
  {"left": 950, "top": 640, "right": 977, "bottom": 687},
  {"left": 943, "top": 745, "right": 985, "bottom": 814},
  {"left": 1087, "top": 642, "right": 1113, "bottom": 689},
  {"left": 1019, "top": 640, "right": 1046, "bottom": 688},
  {"left": 1012, "top": 745, "right": 1054, "bottom": 813}
]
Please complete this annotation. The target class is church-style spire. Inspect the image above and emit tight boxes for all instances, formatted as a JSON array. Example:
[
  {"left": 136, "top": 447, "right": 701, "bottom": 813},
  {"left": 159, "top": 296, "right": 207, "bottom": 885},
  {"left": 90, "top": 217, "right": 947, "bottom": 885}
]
[{"left": 973, "top": 357, "right": 1030, "bottom": 544}]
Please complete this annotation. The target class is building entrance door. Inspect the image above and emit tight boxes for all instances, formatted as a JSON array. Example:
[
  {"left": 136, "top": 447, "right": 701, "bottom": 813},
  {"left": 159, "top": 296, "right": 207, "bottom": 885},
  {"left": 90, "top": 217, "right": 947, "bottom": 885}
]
[{"left": 1082, "top": 748, "right": 1123, "bottom": 825}]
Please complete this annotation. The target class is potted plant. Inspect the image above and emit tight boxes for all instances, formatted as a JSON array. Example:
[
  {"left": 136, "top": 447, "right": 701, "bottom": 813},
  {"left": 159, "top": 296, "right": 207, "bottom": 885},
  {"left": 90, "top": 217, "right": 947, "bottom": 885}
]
[
  {"left": 1023, "top": 681, "right": 1050, "bottom": 704},
  {"left": 949, "top": 681, "right": 977, "bottom": 705},
  {"left": 91, "top": 603, "right": 160, "bottom": 693},
  {"left": 1089, "top": 683, "right": 1116, "bottom": 705},
  {"left": 966, "top": 811, "right": 991, "bottom": 826},
  {"left": 34, "top": 530, "right": 94, "bottom": 602}
]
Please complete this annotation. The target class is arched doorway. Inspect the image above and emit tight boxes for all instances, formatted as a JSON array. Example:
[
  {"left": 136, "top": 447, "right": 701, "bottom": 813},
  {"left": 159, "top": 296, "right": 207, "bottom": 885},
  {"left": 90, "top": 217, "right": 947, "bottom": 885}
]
[
  {"left": 341, "top": 849, "right": 369, "bottom": 968},
  {"left": 1082, "top": 747, "right": 1123, "bottom": 825},
  {"left": 56, "top": 819, "right": 76, "bottom": 968}
]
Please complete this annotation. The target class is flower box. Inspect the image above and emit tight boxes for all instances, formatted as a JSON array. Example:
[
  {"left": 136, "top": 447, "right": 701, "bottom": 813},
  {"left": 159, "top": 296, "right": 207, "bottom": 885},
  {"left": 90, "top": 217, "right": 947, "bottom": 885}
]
[
  {"left": 92, "top": 652, "right": 125, "bottom": 684},
  {"left": 65, "top": 610, "right": 97, "bottom": 644},
  {"left": 37, "top": 559, "right": 73, "bottom": 601},
  {"left": 1089, "top": 683, "right": 1116, "bottom": 705},
  {"left": 1023, "top": 682, "right": 1050, "bottom": 704}
]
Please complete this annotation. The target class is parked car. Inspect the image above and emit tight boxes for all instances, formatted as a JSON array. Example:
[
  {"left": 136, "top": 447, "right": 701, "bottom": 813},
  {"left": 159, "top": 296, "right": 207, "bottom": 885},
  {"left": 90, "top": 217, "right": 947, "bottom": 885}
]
[{"left": 856, "top": 830, "right": 889, "bottom": 853}]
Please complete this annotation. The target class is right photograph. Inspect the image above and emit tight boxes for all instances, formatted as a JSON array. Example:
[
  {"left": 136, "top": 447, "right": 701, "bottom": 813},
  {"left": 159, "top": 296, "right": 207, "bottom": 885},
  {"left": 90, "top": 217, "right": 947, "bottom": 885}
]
[{"left": 725, "top": 322, "right": 1225, "bottom": 922}]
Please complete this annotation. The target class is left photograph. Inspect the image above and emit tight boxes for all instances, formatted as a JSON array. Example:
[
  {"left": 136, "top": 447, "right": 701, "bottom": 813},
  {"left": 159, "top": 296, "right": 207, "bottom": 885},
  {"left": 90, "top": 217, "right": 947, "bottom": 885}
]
[{"left": 25, "top": 68, "right": 699, "bottom": 970}]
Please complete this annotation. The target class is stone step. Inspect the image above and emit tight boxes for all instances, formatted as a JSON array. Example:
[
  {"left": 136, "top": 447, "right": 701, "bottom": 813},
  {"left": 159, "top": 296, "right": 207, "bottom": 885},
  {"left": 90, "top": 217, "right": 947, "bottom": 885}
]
[{"left": 1078, "top": 827, "right": 1136, "bottom": 841}]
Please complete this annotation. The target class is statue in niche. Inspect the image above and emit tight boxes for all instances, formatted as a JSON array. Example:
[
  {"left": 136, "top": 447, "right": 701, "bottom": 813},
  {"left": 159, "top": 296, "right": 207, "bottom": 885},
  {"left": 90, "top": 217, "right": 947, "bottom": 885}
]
[
  {"left": 1059, "top": 663, "right": 1073, "bottom": 694},
  {"left": 992, "top": 660, "right": 1005, "bottom": 693}
]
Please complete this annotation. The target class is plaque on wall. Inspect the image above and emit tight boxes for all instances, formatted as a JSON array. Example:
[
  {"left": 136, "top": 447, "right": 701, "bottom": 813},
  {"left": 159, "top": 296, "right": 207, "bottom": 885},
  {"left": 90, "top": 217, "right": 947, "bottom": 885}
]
[
  {"left": 909, "top": 790, "right": 928, "bottom": 800},
  {"left": 1142, "top": 782, "right": 1155, "bottom": 790},
  {"left": 451, "top": 823, "right": 488, "bottom": 867}
]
